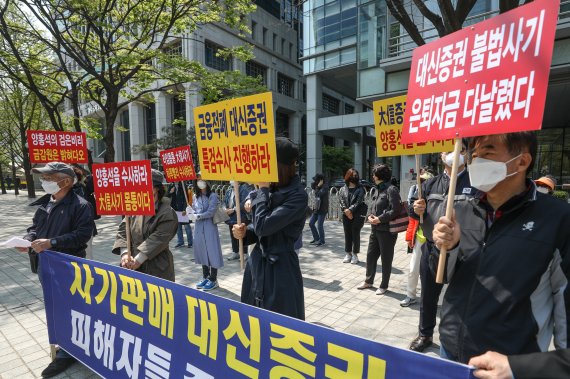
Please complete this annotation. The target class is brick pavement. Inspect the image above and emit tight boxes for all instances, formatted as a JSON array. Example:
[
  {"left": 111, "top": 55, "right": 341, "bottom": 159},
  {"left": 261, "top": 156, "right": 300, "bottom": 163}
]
[{"left": 0, "top": 191, "right": 442, "bottom": 378}]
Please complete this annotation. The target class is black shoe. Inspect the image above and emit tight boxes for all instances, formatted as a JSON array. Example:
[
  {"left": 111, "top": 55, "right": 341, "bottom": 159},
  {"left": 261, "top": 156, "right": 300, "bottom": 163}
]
[
  {"left": 41, "top": 357, "right": 77, "bottom": 378},
  {"left": 315, "top": 242, "right": 325, "bottom": 247},
  {"left": 409, "top": 335, "right": 433, "bottom": 352},
  {"left": 174, "top": 243, "right": 184, "bottom": 248},
  {"left": 309, "top": 240, "right": 318, "bottom": 245}
]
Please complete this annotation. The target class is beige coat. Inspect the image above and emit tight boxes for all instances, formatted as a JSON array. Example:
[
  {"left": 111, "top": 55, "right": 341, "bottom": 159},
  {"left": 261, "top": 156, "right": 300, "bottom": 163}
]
[{"left": 113, "top": 197, "right": 178, "bottom": 281}]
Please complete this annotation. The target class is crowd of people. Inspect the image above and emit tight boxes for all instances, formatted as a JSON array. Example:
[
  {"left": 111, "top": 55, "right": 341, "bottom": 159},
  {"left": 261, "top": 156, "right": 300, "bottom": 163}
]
[{"left": 16, "top": 132, "right": 570, "bottom": 378}]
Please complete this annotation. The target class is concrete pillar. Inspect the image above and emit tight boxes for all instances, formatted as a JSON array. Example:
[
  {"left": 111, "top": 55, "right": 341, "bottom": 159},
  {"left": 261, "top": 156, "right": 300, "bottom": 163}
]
[
  {"left": 114, "top": 124, "right": 123, "bottom": 162},
  {"left": 129, "top": 102, "right": 146, "bottom": 160},
  {"left": 353, "top": 129, "right": 364, "bottom": 176},
  {"left": 154, "top": 92, "right": 172, "bottom": 140},
  {"left": 289, "top": 112, "right": 302, "bottom": 145},
  {"left": 184, "top": 83, "right": 201, "bottom": 131},
  {"left": 306, "top": 74, "right": 322, "bottom": 182}
]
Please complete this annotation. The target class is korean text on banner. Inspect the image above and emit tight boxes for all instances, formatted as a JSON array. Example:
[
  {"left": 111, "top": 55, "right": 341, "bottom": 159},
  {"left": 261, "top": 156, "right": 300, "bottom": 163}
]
[
  {"left": 93, "top": 160, "right": 154, "bottom": 216},
  {"left": 373, "top": 95, "right": 455, "bottom": 156},
  {"left": 27, "top": 130, "right": 88, "bottom": 164},
  {"left": 39, "top": 251, "right": 476, "bottom": 379},
  {"left": 401, "top": 0, "right": 560, "bottom": 144},
  {"left": 193, "top": 92, "right": 278, "bottom": 182},
  {"left": 160, "top": 146, "right": 196, "bottom": 182}
]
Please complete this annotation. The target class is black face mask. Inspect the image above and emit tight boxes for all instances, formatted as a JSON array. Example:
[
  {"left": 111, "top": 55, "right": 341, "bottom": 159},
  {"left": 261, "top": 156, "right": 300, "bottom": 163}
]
[{"left": 350, "top": 177, "right": 359, "bottom": 184}]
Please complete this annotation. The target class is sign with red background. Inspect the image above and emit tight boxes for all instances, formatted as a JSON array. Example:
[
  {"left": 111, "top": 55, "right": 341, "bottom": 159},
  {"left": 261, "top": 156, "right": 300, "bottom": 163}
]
[
  {"left": 93, "top": 160, "right": 154, "bottom": 216},
  {"left": 160, "top": 146, "right": 197, "bottom": 182},
  {"left": 402, "top": 0, "right": 559, "bottom": 144},
  {"left": 27, "top": 130, "right": 88, "bottom": 164}
]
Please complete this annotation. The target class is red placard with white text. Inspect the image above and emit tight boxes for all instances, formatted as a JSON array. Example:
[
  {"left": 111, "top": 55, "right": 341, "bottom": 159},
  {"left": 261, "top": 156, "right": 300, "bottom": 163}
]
[
  {"left": 92, "top": 160, "right": 154, "bottom": 216},
  {"left": 160, "top": 145, "right": 197, "bottom": 182},
  {"left": 27, "top": 130, "right": 88, "bottom": 163},
  {"left": 401, "top": 0, "right": 559, "bottom": 144}
]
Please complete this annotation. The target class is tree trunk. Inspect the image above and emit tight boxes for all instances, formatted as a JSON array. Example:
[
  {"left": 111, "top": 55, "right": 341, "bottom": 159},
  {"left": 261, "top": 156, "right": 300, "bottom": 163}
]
[
  {"left": 0, "top": 162, "right": 6, "bottom": 195},
  {"left": 70, "top": 83, "right": 82, "bottom": 132},
  {"left": 104, "top": 110, "right": 118, "bottom": 163},
  {"left": 19, "top": 128, "right": 35, "bottom": 198},
  {"left": 10, "top": 147, "right": 18, "bottom": 196}
]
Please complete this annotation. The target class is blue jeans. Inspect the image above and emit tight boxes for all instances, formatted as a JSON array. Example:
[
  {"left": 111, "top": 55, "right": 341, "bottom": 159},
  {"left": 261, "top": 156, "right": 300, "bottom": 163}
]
[
  {"left": 309, "top": 213, "right": 326, "bottom": 243},
  {"left": 177, "top": 223, "right": 193, "bottom": 246}
]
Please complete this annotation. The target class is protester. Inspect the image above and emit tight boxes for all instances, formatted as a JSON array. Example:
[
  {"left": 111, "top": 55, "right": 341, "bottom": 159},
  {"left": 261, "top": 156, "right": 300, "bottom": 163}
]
[
  {"left": 308, "top": 173, "right": 329, "bottom": 247},
  {"left": 72, "top": 164, "right": 98, "bottom": 259},
  {"left": 232, "top": 137, "right": 308, "bottom": 320},
  {"left": 469, "top": 349, "right": 570, "bottom": 379},
  {"left": 408, "top": 148, "right": 476, "bottom": 352},
  {"left": 113, "top": 169, "right": 177, "bottom": 281},
  {"left": 534, "top": 175, "right": 556, "bottom": 195},
  {"left": 432, "top": 132, "right": 570, "bottom": 363},
  {"left": 189, "top": 178, "right": 224, "bottom": 291},
  {"left": 18, "top": 162, "right": 94, "bottom": 378},
  {"left": 357, "top": 164, "right": 401, "bottom": 295},
  {"left": 223, "top": 181, "right": 253, "bottom": 261},
  {"left": 167, "top": 181, "right": 193, "bottom": 248},
  {"left": 401, "top": 171, "right": 433, "bottom": 307},
  {"left": 338, "top": 168, "right": 367, "bottom": 264}
]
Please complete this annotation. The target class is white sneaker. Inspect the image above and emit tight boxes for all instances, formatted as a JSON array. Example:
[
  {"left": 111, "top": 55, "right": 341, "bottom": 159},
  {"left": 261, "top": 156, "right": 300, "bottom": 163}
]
[
  {"left": 226, "top": 252, "right": 240, "bottom": 261},
  {"left": 400, "top": 297, "right": 417, "bottom": 307},
  {"left": 342, "top": 254, "right": 351, "bottom": 263},
  {"left": 350, "top": 255, "right": 359, "bottom": 264}
]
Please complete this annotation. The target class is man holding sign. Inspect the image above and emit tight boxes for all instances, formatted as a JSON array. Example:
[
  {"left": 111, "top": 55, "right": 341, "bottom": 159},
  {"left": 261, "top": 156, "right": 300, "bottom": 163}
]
[{"left": 433, "top": 132, "right": 570, "bottom": 363}]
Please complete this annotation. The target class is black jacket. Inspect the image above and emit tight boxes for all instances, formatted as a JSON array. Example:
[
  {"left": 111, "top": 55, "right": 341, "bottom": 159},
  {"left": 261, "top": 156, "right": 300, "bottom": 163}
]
[
  {"left": 338, "top": 184, "right": 367, "bottom": 219},
  {"left": 439, "top": 182, "right": 570, "bottom": 363},
  {"left": 241, "top": 176, "right": 308, "bottom": 320},
  {"left": 312, "top": 184, "right": 329, "bottom": 215},
  {"left": 25, "top": 191, "right": 94, "bottom": 258},
  {"left": 509, "top": 349, "right": 570, "bottom": 379},
  {"left": 167, "top": 182, "right": 188, "bottom": 212},
  {"left": 369, "top": 183, "right": 402, "bottom": 232}
]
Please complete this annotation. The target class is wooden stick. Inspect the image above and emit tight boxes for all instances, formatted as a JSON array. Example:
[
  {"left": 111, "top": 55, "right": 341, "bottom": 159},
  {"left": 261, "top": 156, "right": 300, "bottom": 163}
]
[
  {"left": 181, "top": 181, "right": 189, "bottom": 205},
  {"left": 435, "top": 138, "right": 462, "bottom": 284},
  {"left": 415, "top": 154, "right": 423, "bottom": 224},
  {"left": 125, "top": 216, "right": 132, "bottom": 258},
  {"left": 232, "top": 181, "right": 245, "bottom": 271}
]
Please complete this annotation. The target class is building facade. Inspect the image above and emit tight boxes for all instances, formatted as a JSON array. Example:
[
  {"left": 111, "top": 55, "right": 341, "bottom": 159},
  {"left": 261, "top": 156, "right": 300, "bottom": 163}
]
[
  {"left": 303, "top": 0, "right": 570, "bottom": 190},
  {"left": 83, "top": 0, "right": 305, "bottom": 171}
]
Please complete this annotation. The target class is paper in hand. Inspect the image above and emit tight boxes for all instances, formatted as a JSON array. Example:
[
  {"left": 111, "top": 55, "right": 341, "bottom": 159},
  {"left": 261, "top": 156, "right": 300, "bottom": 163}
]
[
  {"left": 0, "top": 237, "right": 32, "bottom": 248},
  {"left": 176, "top": 211, "right": 190, "bottom": 223}
]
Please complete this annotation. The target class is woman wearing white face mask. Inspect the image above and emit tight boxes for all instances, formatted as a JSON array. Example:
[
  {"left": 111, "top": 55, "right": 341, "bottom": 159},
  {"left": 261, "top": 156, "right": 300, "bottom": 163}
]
[{"left": 190, "top": 179, "right": 224, "bottom": 291}]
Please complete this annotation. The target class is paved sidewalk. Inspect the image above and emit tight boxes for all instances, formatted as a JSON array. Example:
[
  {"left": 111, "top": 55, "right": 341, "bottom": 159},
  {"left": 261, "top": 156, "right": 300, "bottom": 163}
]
[{"left": 0, "top": 191, "right": 442, "bottom": 378}]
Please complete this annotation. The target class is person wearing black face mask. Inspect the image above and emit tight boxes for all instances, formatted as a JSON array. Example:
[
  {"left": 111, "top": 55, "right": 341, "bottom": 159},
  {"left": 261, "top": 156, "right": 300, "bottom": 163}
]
[{"left": 338, "top": 168, "right": 367, "bottom": 264}]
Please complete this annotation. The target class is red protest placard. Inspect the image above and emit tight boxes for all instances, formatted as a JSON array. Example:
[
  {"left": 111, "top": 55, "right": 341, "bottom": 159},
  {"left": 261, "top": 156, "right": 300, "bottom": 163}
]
[
  {"left": 160, "top": 146, "right": 197, "bottom": 182},
  {"left": 92, "top": 160, "right": 154, "bottom": 216},
  {"left": 401, "top": 0, "right": 559, "bottom": 144},
  {"left": 27, "top": 130, "right": 88, "bottom": 164}
]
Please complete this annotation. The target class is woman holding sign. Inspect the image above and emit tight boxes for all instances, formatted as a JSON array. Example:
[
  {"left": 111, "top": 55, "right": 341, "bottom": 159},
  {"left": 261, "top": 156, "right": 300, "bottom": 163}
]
[
  {"left": 232, "top": 137, "right": 308, "bottom": 320},
  {"left": 189, "top": 179, "right": 224, "bottom": 291}
]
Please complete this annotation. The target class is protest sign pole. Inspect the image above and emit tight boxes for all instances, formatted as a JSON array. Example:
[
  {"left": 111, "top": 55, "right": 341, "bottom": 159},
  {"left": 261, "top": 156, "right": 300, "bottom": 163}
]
[
  {"left": 125, "top": 216, "right": 132, "bottom": 258},
  {"left": 415, "top": 154, "right": 423, "bottom": 224},
  {"left": 233, "top": 181, "right": 245, "bottom": 271},
  {"left": 181, "top": 181, "right": 190, "bottom": 205},
  {"left": 435, "top": 138, "right": 462, "bottom": 284}
]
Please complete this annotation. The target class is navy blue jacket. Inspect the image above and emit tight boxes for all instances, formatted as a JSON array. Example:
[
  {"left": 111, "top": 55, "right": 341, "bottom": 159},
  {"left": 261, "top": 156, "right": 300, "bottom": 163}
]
[
  {"left": 241, "top": 176, "right": 308, "bottom": 320},
  {"left": 25, "top": 191, "right": 94, "bottom": 258}
]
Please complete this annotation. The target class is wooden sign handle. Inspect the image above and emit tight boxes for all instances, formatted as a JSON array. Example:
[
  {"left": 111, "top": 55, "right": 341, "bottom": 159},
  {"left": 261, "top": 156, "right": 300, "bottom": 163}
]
[
  {"left": 232, "top": 181, "right": 245, "bottom": 271},
  {"left": 415, "top": 154, "right": 423, "bottom": 224}
]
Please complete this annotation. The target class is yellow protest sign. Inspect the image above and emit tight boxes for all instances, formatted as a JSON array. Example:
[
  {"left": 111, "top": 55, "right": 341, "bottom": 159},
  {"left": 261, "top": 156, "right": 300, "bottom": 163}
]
[
  {"left": 193, "top": 92, "right": 278, "bottom": 182},
  {"left": 373, "top": 95, "right": 455, "bottom": 157}
]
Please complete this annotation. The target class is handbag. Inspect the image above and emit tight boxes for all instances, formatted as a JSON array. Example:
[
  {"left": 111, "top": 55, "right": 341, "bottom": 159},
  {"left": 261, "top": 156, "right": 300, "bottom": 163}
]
[
  {"left": 313, "top": 197, "right": 321, "bottom": 212},
  {"left": 389, "top": 201, "right": 409, "bottom": 233},
  {"left": 212, "top": 206, "right": 230, "bottom": 224}
]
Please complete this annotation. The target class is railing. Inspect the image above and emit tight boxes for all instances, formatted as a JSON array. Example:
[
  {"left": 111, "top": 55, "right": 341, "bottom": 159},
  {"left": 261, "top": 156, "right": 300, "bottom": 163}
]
[{"left": 385, "top": 1, "right": 570, "bottom": 60}]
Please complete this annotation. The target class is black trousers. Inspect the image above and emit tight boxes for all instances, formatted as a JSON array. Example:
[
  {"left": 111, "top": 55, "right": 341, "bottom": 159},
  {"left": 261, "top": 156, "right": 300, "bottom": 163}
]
[
  {"left": 418, "top": 242, "right": 444, "bottom": 337},
  {"left": 228, "top": 224, "right": 248, "bottom": 255},
  {"left": 342, "top": 215, "right": 365, "bottom": 255},
  {"left": 364, "top": 229, "right": 398, "bottom": 289},
  {"left": 202, "top": 265, "right": 218, "bottom": 282}
]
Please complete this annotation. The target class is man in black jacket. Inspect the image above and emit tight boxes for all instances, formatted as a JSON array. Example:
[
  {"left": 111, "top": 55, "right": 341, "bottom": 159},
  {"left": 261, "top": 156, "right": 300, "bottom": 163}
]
[
  {"left": 408, "top": 148, "right": 477, "bottom": 352},
  {"left": 19, "top": 162, "right": 94, "bottom": 378},
  {"left": 433, "top": 132, "right": 570, "bottom": 364}
]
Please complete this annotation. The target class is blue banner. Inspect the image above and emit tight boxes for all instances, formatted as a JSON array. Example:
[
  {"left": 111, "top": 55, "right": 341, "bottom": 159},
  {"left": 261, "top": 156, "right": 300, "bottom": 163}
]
[{"left": 40, "top": 251, "right": 475, "bottom": 379}]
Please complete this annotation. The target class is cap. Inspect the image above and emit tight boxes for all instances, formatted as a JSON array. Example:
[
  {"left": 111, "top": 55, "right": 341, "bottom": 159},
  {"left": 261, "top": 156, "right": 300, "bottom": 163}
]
[
  {"left": 32, "top": 162, "right": 75, "bottom": 178},
  {"left": 276, "top": 137, "right": 299, "bottom": 165},
  {"left": 535, "top": 176, "right": 555, "bottom": 191},
  {"left": 420, "top": 172, "right": 434, "bottom": 180},
  {"left": 151, "top": 169, "right": 165, "bottom": 186}
]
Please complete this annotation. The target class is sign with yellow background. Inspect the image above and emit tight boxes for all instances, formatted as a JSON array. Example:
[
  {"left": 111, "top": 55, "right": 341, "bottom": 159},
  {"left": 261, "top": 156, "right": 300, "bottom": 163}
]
[
  {"left": 373, "top": 95, "right": 455, "bottom": 157},
  {"left": 193, "top": 92, "right": 278, "bottom": 182}
]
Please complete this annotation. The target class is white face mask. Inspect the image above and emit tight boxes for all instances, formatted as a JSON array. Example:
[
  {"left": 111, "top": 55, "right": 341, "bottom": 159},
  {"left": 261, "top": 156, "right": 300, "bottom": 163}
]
[
  {"left": 468, "top": 154, "right": 522, "bottom": 192},
  {"left": 197, "top": 180, "right": 207, "bottom": 190},
  {"left": 536, "top": 186, "right": 549, "bottom": 194},
  {"left": 229, "top": 181, "right": 235, "bottom": 186},
  {"left": 443, "top": 152, "right": 465, "bottom": 167},
  {"left": 41, "top": 179, "right": 63, "bottom": 195}
]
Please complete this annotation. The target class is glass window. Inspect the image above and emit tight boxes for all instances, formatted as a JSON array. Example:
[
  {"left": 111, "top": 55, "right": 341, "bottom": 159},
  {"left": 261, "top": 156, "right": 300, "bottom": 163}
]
[
  {"left": 322, "top": 93, "right": 340, "bottom": 114},
  {"left": 121, "top": 111, "right": 131, "bottom": 161},
  {"left": 251, "top": 20, "right": 257, "bottom": 41},
  {"left": 344, "top": 103, "right": 355, "bottom": 114},
  {"left": 205, "top": 41, "right": 232, "bottom": 71},
  {"left": 358, "top": 1, "right": 386, "bottom": 69},
  {"left": 277, "top": 73, "right": 294, "bottom": 97},
  {"left": 246, "top": 61, "right": 267, "bottom": 84},
  {"left": 145, "top": 103, "right": 157, "bottom": 145}
]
